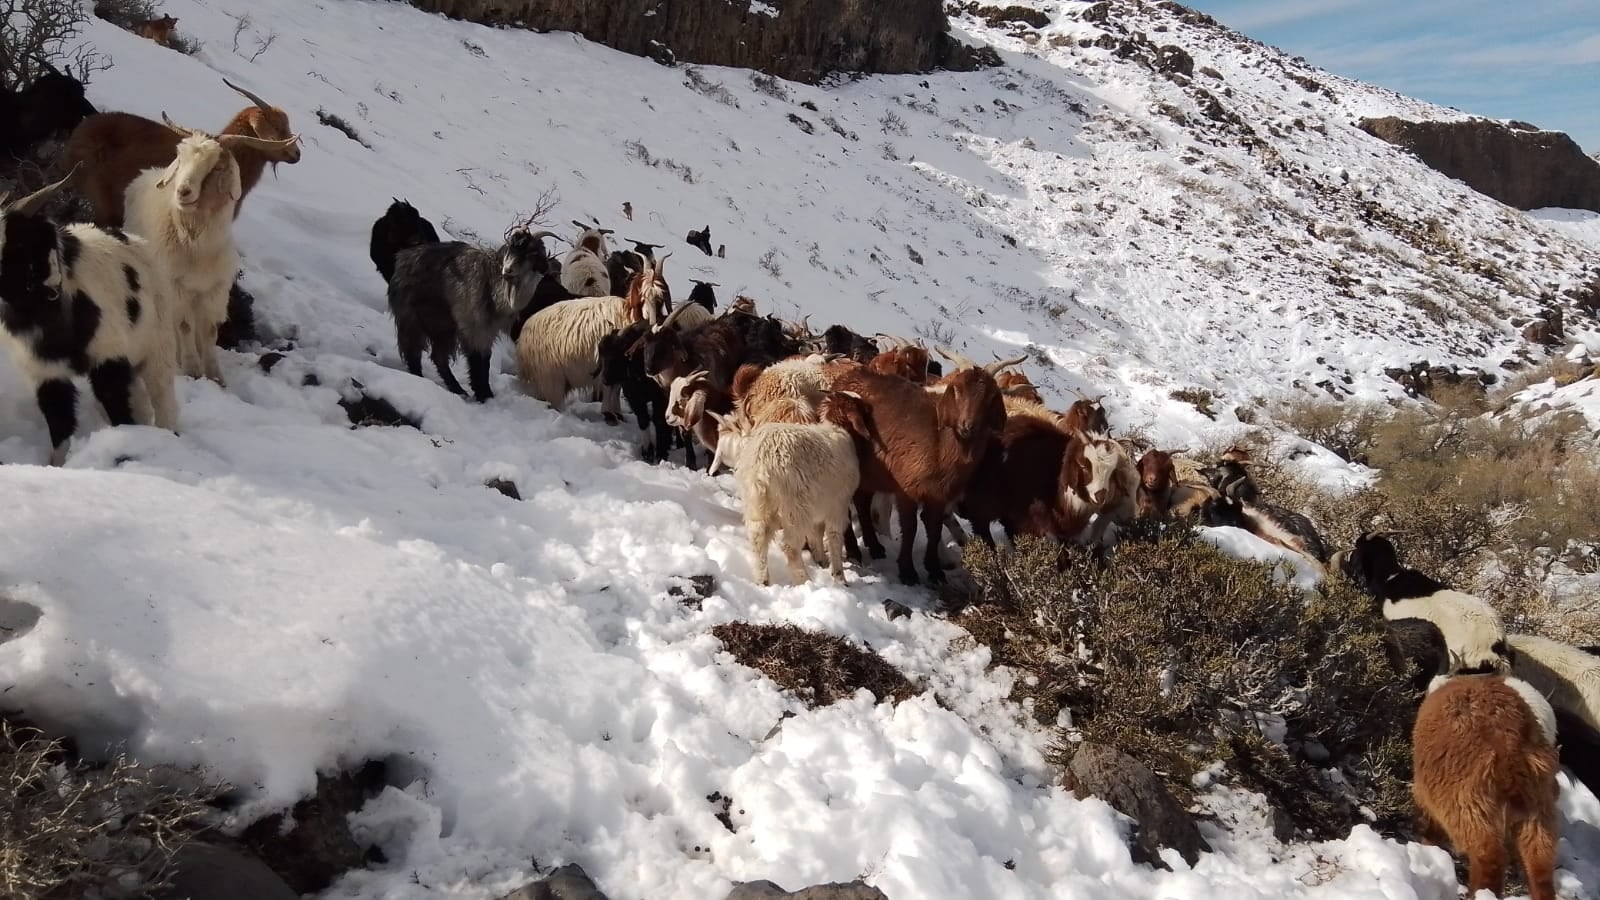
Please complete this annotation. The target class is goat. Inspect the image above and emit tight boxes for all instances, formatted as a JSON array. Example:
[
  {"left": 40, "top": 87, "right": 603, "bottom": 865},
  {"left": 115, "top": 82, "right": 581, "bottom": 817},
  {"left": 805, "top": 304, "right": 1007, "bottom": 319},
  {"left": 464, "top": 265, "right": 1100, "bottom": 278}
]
[
  {"left": 707, "top": 405, "right": 861, "bottom": 585},
  {"left": 605, "top": 239, "right": 668, "bottom": 306},
  {"left": 622, "top": 201, "right": 633, "bottom": 220},
  {"left": 995, "top": 371, "right": 1043, "bottom": 404},
  {"left": 124, "top": 116, "right": 297, "bottom": 386},
  {"left": 597, "top": 319, "right": 695, "bottom": 467},
  {"left": 686, "top": 224, "right": 713, "bottom": 256},
  {"left": 687, "top": 279, "right": 718, "bottom": 312},
  {"left": 826, "top": 364, "right": 1007, "bottom": 585},
  {"left": 0, "top": 61, "right": 97, "bottom": 160},
  {"left": 1507, "top": 633, "right": 1600, "bottom": 734},
  {"left": 370, "top": 198, "right": 441, "bottom": 283},
  {"left": 1411, "top": 673, "right": 1559, "bottom": 900},
  {"left": 1200, "top": 450, "right": 1259, "bottom": 504},
  {"left": 620, "top": 251, "right": 675, "bottom": 325},
  {"left": 1200, "top": 494, "right": 1329, "bottom": 572},
  {"left": 66, "top": 78, "right": 301, "bottom": 227},
  {"left": 1135, "top": 449, "right": 1177, "bottom": 520},
  {"left": 960, "top": 417, "right": 1134, "bottom": 549},
  {"left": 666, "top": 369, "right": 735, "bottom": 459},
  {"left": 387, "top": 223, "right": 554, "bottom": 401},
  {"left": 632, "top": 303, "right": 753, "bottom": 395},
  {"left": 559, "top": 220, "right": 613, "bottom": 297},
  {"left": 821, "top": 324, "right": 879, "bottom": 364},
  {"left": 730, "top": 357, "right": 831, "bottom": 427},
  {"left": 1334, "top": 532, "right": 1509, "bottom": 675},
  {"left": 1383, "top": 617, "right": 1451, "bottom": 692},
  {"left": 133, "top": 14, "right": 179, "bottom": 46},
  {"left": 0, "top": 169, "right": 180, "bottom": 464},
  {"left": 866, "top": 337, "right": 933, "bottom": 382}
]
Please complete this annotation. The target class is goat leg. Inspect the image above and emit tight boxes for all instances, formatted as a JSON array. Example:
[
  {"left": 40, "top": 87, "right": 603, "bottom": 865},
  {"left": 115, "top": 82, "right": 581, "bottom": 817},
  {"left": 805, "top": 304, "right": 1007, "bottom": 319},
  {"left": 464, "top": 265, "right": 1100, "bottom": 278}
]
[
  {"left": 842, "top": 517, "right": 862, "bottom": 562},
  {"left": 895, "top": 496, "right": 921, "bottom": 586},
  {"left": 36, "top": 379, "right": 78, "bottom": 467},
  {"left": 89, "top": 358, "right": 137, "bottom": 426},
  {"left": 854, "top": 491, "right": 887, "bottom": 560},
  {"left": 429, "top": 345, "right": 468, "bottom": 397},
  {"left": 920, "top": 503, "right": 949, "bottom": 585},
  {"left": 465, "top": 349, "right": 494, "bottom": 403}
]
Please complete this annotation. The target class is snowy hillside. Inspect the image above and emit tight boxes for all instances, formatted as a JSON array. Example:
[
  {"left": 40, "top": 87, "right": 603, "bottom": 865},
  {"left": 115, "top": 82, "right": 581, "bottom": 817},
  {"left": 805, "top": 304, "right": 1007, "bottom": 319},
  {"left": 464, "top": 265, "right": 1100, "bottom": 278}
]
[{"left": 2, "top": 0, "right": 1599, "bottom": 897}]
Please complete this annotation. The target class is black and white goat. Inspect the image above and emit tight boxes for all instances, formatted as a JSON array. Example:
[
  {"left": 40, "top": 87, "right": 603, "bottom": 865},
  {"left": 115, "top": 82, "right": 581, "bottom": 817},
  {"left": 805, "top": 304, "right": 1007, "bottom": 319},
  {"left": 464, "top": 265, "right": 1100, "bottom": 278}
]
[
  {"left": 559, "top": 220, "right": 613, "bottom": 297},
  {"left": 1334, "top": 531, "right": 1510, "bottom": 675},
  {"left": 687, "top": 280, "right": 718, "bottom": 313},
  {"left": 369, "top": 198, "right": 440, "bottom": 283},
  {"left": 387, "top": 225, "right": 554, "bottom": 402},
  {"left": 0, "top": 169, "right": 180, "bottom": 464},
  {"left": 596, "top": 320, "right": 695, "bottom": 467}
]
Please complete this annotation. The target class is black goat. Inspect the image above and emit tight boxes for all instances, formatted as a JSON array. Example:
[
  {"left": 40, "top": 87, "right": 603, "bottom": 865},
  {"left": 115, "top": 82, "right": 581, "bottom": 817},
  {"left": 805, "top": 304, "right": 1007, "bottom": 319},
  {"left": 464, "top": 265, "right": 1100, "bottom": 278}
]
[
  {"left": 687, "top": 280, "right": 718, "bottom": 313},
  {"left": 1200, "top": 458, "right": 1259, "bottom": 504},
  {"left": 387, "top": 226, "right": 554, "bottom": 402},
  {"left": 686, "top": 224, "right": 713, "bottom": 256},
  {"left": 0, "top": 62, "right": 97, "bottom": 159},
  {"left": 725, "top": 310, "right": 803, "bottom": 366},
  {"left": 822, "top": 324, "right": 880, "bottom": 364},
  {"left": 597, "top": 321, "right": 695, "bottom": 467},
  {"left": 369, "top": 198, "right": 441, "bottom": 283}
]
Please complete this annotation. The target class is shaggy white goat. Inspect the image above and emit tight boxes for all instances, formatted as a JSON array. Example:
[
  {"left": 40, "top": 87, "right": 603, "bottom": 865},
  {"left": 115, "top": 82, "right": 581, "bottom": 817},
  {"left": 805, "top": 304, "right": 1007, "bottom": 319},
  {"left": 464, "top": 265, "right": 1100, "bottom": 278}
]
[
  {"left": 1509, "top": 633, "right": 1600, "bottom": 734},
  {"left": 559, "top": 222, "right": 612, "bottom": 298}
]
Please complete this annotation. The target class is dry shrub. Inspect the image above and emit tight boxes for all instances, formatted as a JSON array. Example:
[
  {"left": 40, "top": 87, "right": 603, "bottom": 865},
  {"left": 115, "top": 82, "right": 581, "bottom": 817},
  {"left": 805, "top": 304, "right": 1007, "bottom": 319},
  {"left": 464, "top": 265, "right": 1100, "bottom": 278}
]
[
  {"left": 712, "top": 622, "right": 918, "bottom": 707},
  {"left": 1267, "top": 395, "right": 1600, "bottom": 643},
  {"left": 0, "top": 717, "right": 216, "bottom": 898},
  {"left": 961, "top": 532, "right": 1415, "bottom": 839}
]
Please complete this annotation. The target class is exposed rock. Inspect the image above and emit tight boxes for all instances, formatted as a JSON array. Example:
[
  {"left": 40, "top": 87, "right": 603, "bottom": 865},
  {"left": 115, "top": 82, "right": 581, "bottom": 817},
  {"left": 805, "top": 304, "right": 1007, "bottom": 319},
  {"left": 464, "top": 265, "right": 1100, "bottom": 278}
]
[
  {"left": 1080, "top": 1, "right": 1112, "bottom": 24},
  {"left": 486, "top": 477, "right": 522, "bottom": 500},
  {"left": 402, "top": 0, "right": 995, "bottom": 83},
  {"left": 154, "top": 841, "right": 298, "bottom": 900},
  {"left": 238, "top": 761, "right": 388, "bottom": 894},
  {"left": 500, "top": 863, "right": 611, "bottom": 900},
  {"left": 217, "top": 280, "right": 258, "bottom": 350},
  {"left": 1358, "top": 116, "right": 1600, "bottom": 212},
  {"left": 1154, "top": 44, "right": 1193, "bottom": 78},
  {"left": 339, "top": 381, "right": 423, "bottom": 429},
  {"left": 1061, "top": 742, "right": 1210, "bottom": 869},
  {"left": 969, "top": 4, "right": 1051, "bottom": 29},
  {"left": 668, "top": 573, "right": 717, "bottom": 610},
  {"left": 725, "top": 881, "right": 889, "bottom": 899}
]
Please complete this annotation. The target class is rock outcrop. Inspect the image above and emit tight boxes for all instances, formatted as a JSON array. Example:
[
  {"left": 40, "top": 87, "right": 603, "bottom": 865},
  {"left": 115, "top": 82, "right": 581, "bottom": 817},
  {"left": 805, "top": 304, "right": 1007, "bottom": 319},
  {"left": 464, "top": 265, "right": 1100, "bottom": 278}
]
[
  {"left": 403, "top": 0, "right": 995, "bottom": 83},
  {"left": 1061, "top": 742, "right": 1210, "bottom": 869},
  {"left": 1358, "top": 117, "right": 1600, "bottom": 213}
]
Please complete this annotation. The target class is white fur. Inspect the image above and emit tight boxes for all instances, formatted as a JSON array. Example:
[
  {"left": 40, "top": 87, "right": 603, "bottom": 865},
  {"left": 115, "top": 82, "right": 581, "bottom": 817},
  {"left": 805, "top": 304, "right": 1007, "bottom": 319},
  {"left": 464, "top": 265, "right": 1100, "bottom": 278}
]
[
  {"left": 1384, "top": 589, "right": 1508, "bottom": 674},
  {"left": 0, "top": 221, "right": 181, "bottom": 463},
  {"left": 559, "top": 227, "right": 611, "bottom": 297},
  {"left": 123, "top": 134, "right": 242, "bottom": 386},
  {"left": 1423, "top": 674, "right": 1557, "bottom": 745},
  {"left": 1067, "top": 434, "right": 1136, "bottom": 547},
  {"left": 739, "top": 358, "right": 829, "bottom": 425},
  {"left": 715, "top": 416, "right": 860, "bottom": 586},
  {"left": 1509, "top": 633, "right": 1600, "bottom": 733},
  {"left": 517, "top": 294, "right": 632, "bottom": 418}
]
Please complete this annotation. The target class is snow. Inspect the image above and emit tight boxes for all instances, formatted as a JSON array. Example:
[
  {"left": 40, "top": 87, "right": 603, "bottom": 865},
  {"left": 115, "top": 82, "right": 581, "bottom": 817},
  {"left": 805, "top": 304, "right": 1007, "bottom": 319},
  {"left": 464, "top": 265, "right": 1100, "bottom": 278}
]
[{"left": 1, "top": 0, "right": 1597, "bottom": 897}]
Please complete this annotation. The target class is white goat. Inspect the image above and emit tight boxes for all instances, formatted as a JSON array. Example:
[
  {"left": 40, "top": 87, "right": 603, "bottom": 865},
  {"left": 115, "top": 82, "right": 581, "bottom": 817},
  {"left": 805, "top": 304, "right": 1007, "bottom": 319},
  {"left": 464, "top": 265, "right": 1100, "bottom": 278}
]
[
  {"left": 519, "top": 297, "right": 704, "bottom": 422},
  {"left": 1509, "top": 633, "right": 1600, "bottom": 734},
  {"left": 123, "top": 114, "right": 295, "bottom": 385},
  {"left": 709, "top": 410, "right": 860, "bottom": 586},
  {"left": 559, "top": 221, "right": 612, "bottom": 297},
  {"left": 0, "top": 168, "right": 181, "bottom": 464}
]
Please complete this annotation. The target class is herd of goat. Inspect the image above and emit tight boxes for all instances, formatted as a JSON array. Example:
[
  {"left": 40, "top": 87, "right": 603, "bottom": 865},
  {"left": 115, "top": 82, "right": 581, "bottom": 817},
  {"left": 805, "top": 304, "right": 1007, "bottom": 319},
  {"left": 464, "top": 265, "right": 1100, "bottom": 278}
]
[{"left": 2, "top": 66, "right": 1598, "bottom": 900}]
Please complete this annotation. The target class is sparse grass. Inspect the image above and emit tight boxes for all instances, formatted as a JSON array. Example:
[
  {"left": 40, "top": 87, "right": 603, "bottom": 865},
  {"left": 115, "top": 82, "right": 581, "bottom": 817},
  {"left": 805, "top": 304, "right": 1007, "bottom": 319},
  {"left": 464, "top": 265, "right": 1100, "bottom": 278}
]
[
  {"left": 749, "top": 71, "right": 788, "bottom": 100},
  {"left": 317, "top": 108, "right": 371, "bottom": 149},
  {"left": 712, "top": 622, "right": 918, "bottom": 707},
  {"left": 960, "top": 533, "right": 1415, "bottom": 840},
  {"left": 0, "top": 716, "right": 218, "bottom": 897},
  {"left": 879, "top": 111, "right": 909, "bottom": 136},
  {"left": 623, "top": 140, "right": 697, "bottom": 183},
  {"left": 758, "top": 248, "right": 783, "bottom": 279},
  {"left": 1170, "top": 387, "right": 1218, "bottom": 419},
  {"left": 167, "top": 31, "right": 200, "bottom": 55},
  {"left": 91, "top": 0, "right": 161, "bottom": 29},
  {"left": 683, "top": 66, "right": 739, "bottom": 107}
]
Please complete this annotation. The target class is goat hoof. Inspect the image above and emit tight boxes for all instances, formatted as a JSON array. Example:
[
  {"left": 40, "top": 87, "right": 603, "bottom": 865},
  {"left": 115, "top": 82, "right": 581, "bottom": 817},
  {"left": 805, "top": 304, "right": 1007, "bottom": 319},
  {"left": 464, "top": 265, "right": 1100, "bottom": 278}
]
[
  {"left": 869, "top": 547, "right": 887, "bottom": 560},
  {"left": 898, "top": 568, "right": 921, "bottom": 586}
]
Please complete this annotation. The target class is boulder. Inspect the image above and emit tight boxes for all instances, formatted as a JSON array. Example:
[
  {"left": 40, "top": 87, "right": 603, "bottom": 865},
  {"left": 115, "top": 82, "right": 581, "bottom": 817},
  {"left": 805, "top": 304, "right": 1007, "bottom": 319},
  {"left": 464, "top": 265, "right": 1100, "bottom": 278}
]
[
  {"left": 1358, "top": 117, "right": 1600, "bottom": 213},
  {"left": 500, "top": 863, "right": 611, "bottom": 900},
  {"left": 154, "top": 842, "right": 297, "bottom": 900},
  {"left": 238, "top": 761, "right": 388, "bottom": 894},
  {"left": 1060, "top": 742, "right": 1210, "bottom": 869},
  {"left": 725, "top": 881, "right": 890, "bottom": 899}
]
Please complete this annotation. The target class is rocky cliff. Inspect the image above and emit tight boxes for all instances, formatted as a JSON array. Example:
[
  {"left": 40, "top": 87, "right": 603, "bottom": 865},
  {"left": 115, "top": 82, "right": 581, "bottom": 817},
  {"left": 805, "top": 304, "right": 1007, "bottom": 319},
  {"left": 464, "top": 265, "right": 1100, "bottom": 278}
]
[
  {"left": 1359, "top": 116, "right": 1600, "bottom": 213},
  {"left": 404, "top": 0, "right": 993, "bottom": 82}
]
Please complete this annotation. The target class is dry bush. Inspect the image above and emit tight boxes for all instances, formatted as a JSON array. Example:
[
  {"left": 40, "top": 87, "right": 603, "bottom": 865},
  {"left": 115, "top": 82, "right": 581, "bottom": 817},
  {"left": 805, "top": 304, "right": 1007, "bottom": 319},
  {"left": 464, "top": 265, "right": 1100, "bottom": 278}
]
[
  {"left": 0, "top": 717, "right": 216, "bottom": 898},
  {"left": 91, "top": 0, "right": 161, "bottom": 30},
  {"left": 2, "top": 0, "right": 110, "bottom": 89},
  {"left": 712, "top": 622, "right": 918, "bottom": 707},
  {"left": 960, "top": 533, "right": 1415, "bottom": 839}
]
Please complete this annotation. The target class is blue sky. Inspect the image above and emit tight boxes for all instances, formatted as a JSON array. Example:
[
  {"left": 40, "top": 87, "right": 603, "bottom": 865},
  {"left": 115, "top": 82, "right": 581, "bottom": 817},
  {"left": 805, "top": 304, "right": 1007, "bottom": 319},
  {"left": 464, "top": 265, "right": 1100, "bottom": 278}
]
[{"left": 1182, "top": 1, "right": 1600, "bottom": 152}]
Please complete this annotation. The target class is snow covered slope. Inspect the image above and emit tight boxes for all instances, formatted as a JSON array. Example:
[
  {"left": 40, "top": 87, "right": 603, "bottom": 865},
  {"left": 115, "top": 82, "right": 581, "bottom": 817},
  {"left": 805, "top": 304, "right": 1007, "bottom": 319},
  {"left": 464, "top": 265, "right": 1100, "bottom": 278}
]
[{"left": 1, "top": 0, "right": 1597, "bottom": 897}]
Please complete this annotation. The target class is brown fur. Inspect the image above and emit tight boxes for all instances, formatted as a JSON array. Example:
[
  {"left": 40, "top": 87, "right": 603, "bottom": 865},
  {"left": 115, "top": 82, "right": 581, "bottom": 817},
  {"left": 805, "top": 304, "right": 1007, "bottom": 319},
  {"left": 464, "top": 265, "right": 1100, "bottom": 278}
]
[
  {"left": 1061, "top": 397, "right": 1109, "bottom": 435},
  {"left": 866, "top": 346, "right": 932, "bottom": 382},
  {"left": 1412, "top": 676, "right": 1560, "bottom": 900},
  {"left": 668, "top": 373, "right": 733, "bottom": 454},
  {"left": 133, "top": 14, "right": 178, "bottom": 45},
  {"left": 1136, "top": 449, "right": 1177, "bottom": 520},
  {"left": 620, "top": 265, "right": 669, "bottom": 325},
  {"left": 64, "top": 90, "right": 300, "bottom": 227},
  {"left": 996, "top": 372, "right": 1043, "bottom": 404},
  {"left": 827, "top": 366, "right": 1005, "bottom": 585},
  {"left": 639, "top": 318, "right": 748, "bottom": 393}
]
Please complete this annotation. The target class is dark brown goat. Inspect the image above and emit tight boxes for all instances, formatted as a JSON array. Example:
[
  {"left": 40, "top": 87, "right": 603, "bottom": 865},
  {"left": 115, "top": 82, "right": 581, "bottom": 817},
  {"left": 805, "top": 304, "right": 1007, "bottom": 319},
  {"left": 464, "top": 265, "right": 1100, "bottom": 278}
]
[
  {"left": 867, "top": 344, "right": 933, "bottom": 382},
  {"left": 64, "top": 78, "right": 301, "bottom": 226},
  {"left": 1061, "top": 396, "right": 1110, "bottom": 435},
  {"left": 1135, "top": 449, "right": 1177, "bottom": 519},
  {"left": 665, "top": 369, "right": 734, "bottom": 456},
  {"left": 995, "top": 372, "right": 1043, "bottom": 404},
  {"left": 636, "top": 315, "right": 749, "bottom": 393},
  {"left": 826, "top": 365, "right": 1006, "bottom": 585},
  {"left": 962, "top": 418, "right": 1134, "bottom": 547}
]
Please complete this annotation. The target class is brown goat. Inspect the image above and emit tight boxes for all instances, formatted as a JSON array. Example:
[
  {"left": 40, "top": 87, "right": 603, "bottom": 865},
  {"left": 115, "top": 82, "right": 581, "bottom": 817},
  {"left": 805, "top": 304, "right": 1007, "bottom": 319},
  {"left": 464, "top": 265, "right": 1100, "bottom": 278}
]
[
  {"left": 1061, "top": 396, "right": 1110, "bottom": 435},
  {"left": 996, "top": 372, "right": 1043, "bottom": 404},
  {"left": 1135, "top": 449, "right": 1177, "bottom": 519},
  {"left": 962, "top": 419, "right": 1134, "bottom": 547},
  {"left": 620, "top": 252, "right": 672, "bottom": 324},
  {"left": 866, "top": 341, "right": 932, "bottom": 383},
  {"left": 827, "top": 365, "right": 1006, "bottom": 585},
  {"left": 64, "top": 78, "right": 301, "bottom": 227},
  {"left": 666, "top": 370, "right": 734, "bottom": 456},
  {"left": 1412, "top": 674, "right": 1560, "bottom": 900},
  {"left": 133, "top": 14, "right": 179, "bottom": 46}
]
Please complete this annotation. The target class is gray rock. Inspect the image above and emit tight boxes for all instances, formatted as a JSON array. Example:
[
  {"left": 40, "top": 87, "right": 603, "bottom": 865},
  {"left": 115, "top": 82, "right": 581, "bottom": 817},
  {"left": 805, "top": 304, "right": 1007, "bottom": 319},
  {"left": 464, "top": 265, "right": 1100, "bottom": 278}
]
[
  {"left": 500, "top": 863, "right": 611, "bottom": 900},
  {"left": 1061, "top": 742, "right": 1210, "bottom": 869},
  {"left": 725, "top": 881, "right": 889, "bottom": 899},
  {"left": 153, "top": 842, "right": 297, "bottom": 900}
]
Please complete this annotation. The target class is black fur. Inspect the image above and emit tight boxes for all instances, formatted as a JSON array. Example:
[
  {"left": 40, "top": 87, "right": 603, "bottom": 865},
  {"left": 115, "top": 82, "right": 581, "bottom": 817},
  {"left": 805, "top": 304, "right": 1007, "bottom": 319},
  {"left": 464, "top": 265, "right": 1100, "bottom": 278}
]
[
  {"left": 369, "top": 199, "right": 441, "bottom": 284},
  {"left": 58, "top": 231, "right": 81, "bottom": 269},
  {"left": 88, "top": 358, "right": 136, "bottom": 426},
  {"left": 0, "top": 66, "right": 97, "bottom": 159},
  {"left": 1381, "top": 617, "right": 1449, "bottom": 691},
  {"left": 102, "top": 226, "right": 130, "bottom": 244},
  {"left": 687, "top": 280, "right": 717, "bottom": 313},
  {"left": 126, "top": 296, "right": 141, "bottom": 324},
  {"left": 597, "top": 321, "right": 691, "bottom": 467},
  {"left": 822, "top": 324, "right": 879, "bottom": 364},
  {"left": 1337, "top": 532, "right": 1450, "bottom": 602},
  {"left": 510, "top": 274, "right": 582, "bottom": 342},
  {"left": 123, "top": 264, "right": 140, "bottom": 294},
  {"left": 1552, "top": 707, "right": 1600, "bottom": 797},
  {"left": 1201, "top": 459, "right": 1259, "bottom": 504},
  {"left": 685, "top": 225, "right": 713, "bottom": 257},
  {"left": 35, "top": 379, "right": 77, "bottom": 453}
]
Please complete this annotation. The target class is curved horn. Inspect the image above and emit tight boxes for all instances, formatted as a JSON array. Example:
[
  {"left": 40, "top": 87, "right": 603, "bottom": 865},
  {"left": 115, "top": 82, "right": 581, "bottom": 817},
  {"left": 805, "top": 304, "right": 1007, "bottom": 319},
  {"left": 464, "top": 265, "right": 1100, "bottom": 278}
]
[
  {"left": 4, "top": 164, "right": 78, "bottom": 215},
  {"left": 934, "top": 346, "right": 979, "bottom": 369},
  {"left": 655, "top": 252, "right": 671, "bottom": 276},
  {"left": 653, "top": 299, "right": 697, "bottom": 333},
  {"left": 571, "top": 219, "right": 591, "bottom": 230},
  {"left": 525, "top": 230, "right": 558, "bottom": 242},
  {"left": 223, "top": 77, "right": 274, "bottom": 110},
  {"left": 983, "top": 354, "right": 1029, "bottom": 376},
  {"left": 160, "top": 111, "right": 205, "bottom": 139},
  {"left": 218, "top": 132, "right": 300, "bottom": 153}
]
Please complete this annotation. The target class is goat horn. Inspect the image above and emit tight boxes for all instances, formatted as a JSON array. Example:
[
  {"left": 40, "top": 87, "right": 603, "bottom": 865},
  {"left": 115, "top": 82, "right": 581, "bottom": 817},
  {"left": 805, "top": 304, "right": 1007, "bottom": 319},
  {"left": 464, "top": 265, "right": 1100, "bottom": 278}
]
[
  {"left": 525, "top": 230, "right": 558, "bottom": 241},
  {"left": 218, "top": 132, "right": 300, "bottom": 152},
  {"left": 983, "top": 354, "right": 1029, "bottom": 375},
  {"left": 598, "top": 228, "right": 615, "bottom": 235},
  {"left": 653, "top": 299, "right": 696, "bottom": 333},
  {"left": 934, "top": 346, "right": 978, "bottom": 369},
  {"left": 999, "top": 385, "right": 1038, "bottom": 398},
  {"left": 571, "top": 219, "right": 590, "bottom": 230},
  {"left": 160, "top": 111, "right": 205, "bottom": 138},
  {"left": 223, "top": 77, "right": 275, "bottom": 111},
  {"left": 1169, "top": 446, "right": 1191, "bottom": 456},
  {"left": 3, "top": 164, "right": 78, "bottom": 215}
]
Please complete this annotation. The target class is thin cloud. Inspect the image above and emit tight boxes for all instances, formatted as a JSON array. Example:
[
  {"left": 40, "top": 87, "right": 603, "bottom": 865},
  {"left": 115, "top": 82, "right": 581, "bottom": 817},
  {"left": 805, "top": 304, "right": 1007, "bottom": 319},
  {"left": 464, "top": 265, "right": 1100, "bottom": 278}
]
[
  {"left": 1450, "top": 32, "right": 1600, "bottom": 67},
  {"left": 1223, "top": 0, "right": 1374, "bottom": 31}
]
